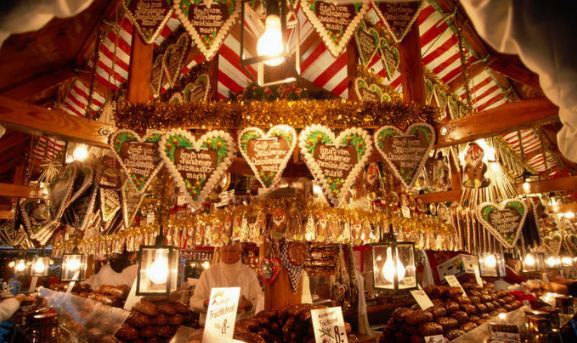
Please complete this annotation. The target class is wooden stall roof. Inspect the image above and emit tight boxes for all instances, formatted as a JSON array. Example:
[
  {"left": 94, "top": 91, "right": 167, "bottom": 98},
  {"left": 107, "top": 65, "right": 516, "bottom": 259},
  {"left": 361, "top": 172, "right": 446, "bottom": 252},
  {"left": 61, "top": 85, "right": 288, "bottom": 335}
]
[{"left": 0, "top": 0, "right": 574, "bottom": 209}]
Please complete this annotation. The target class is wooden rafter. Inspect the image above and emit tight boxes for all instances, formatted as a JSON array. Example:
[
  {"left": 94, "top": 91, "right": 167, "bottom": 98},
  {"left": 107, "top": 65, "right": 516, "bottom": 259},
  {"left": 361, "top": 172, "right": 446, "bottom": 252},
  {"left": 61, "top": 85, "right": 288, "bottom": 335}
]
[
  {"left": 0, "top": 183, "right": 44, "bottom": 199},
  {"left": 1, "top": 67, "right": 76, "bottom": 103}
]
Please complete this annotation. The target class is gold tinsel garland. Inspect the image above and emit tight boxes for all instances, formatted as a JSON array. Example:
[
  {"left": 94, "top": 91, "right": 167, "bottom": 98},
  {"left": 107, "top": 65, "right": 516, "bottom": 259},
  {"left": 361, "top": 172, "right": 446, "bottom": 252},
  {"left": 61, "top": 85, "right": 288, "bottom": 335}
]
[{"left": 115, "top": 99, "right": 437, "bottom": 132}]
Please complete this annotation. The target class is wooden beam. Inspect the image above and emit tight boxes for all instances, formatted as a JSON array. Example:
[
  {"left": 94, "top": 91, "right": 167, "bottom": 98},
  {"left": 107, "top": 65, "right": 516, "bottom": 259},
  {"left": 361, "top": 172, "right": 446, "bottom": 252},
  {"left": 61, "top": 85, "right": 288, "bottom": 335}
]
[
  {"left": 549, "top": 202, "right": 577, "bottom": 214},
  {"left": 347, "top": 39, "right": 358, "bottom": 100},
  {"left": 0, "top": 132, "right": 29, "bottom": 154},
  {"left": 398, "top": 21, "right": 425, "bottom": 104},
  {"left": 0, "top": 95, "right": 112, "bottom": 148},
  {"left": 0, "top": 183, "right": 44, "bottom": 199},
  {"left": 0, "top": 210, "right": 14, "bottom": 220},
  {"left": 487, "top": 54, "right": 540, "bottom": 90},
  {"left": 417, "top": 190, "right": 461, "bottom": 203},
  {"left": 1, "top": 67, "right": 76, "bottom": 102},
  {"left": 516, "top": 175, "right": 577, "bottom": 195},
  {"left": 447, "top": 60, "right": 486, "bottom": 92},
  {"left": 436, "top": 98, "right": 559, "bottom": 147},
  {"left": 127, "top": 34, "right": 153, "bottom": 103}
]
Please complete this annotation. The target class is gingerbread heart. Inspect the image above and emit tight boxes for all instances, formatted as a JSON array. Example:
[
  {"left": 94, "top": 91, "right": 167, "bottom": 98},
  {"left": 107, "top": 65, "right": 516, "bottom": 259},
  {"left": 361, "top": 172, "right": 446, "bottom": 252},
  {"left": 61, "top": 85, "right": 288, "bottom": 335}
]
[
  {"left": 354, "top": 77, "right": 392, "bottom": 102},
  {"left": 355, "top": 24, "right": 380, "bottom": 65},
  {"left": 174, "top": 0, "right": 241, "bottom": 60},
  {"left": 49, "top": 162, "right": 78, "bottom": 220},
  {"left": 380, "top": 39, "right": 400, "bottom": 80},
  {"left": 543, "top": 233, "right": 563, "bottom": 256},
  {"left": 163, "top": 33, "right": 190, "bottom": 86},
  {"left": 151, "top": 55, "right": 164, "bottom": 97},
  {"left": 424, "top": 78, "right": 434, "bottom": 105},
  {"left": 159, "top": 129, "right": 236, "bottom": 210},
  {"left": 301, "top": 0, "right": 368, "bottom": 57},
  {"left": 374, "top": 123, "right": 435, "bottom": 190},
  {"left": 110, "top": 129, "right": 165, "bottom": 194},
  {"left": 299, "top": 125, "right": 373, "bottom": 207},
  {"left": 238, "top": 125, "right": 297, "bottom": 190},
  {"left": 183, "top": 73, "right": 210, "bottom": 102},
  {"left": 122, "top": 0, "right": 174, "bottom": 44},
  {"left": 375, "top": 0, "right": 423, "bottom": 43},
  {"left": 121, "top": 180, "right": 146, "bottom": 229},
  {"left": 100, "top": 188, "right": 121, "bottom": 223},
  {"left": 477, "top": 200, "right": 528, "bottom": 249},
  {"left": 258, "top": 257, "right": 281, "bottom": 285},
  {"left": 447, "top": 95, "right": 460, "bottom": 119},
  {"left": 433, "top": 83, "right": 447, "bottom": 112}
]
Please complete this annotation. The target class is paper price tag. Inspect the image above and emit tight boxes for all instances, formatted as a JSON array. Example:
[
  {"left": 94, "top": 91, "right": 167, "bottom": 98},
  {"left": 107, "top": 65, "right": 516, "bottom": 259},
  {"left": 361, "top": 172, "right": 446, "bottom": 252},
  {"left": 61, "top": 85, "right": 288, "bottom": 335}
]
[
  {"left": 473, "top": 265, "right": 483, "bottom": 287},
  {"left": 401, "top": 206, "right": 411, "bottom": 218},
  {"left": 202, "top": 287, "right": 240, "bottom": 343},
  {"left": 424, "top": 335, "right": 448, "bottom": 343},
  {"left": 146, "top": 212, "right": 155, "bottom": 225},
  {"left": 311, "top": 306, "right": 348, "bottom": 343},
  {"left": 28, "top": 276, "right": 38, "bottom": 293},
  {"left": 445, "top": 275, "right": 467, "bottom": 297},
  {"left": 411, "top": 289, "right": 434, "bottom": 310}
]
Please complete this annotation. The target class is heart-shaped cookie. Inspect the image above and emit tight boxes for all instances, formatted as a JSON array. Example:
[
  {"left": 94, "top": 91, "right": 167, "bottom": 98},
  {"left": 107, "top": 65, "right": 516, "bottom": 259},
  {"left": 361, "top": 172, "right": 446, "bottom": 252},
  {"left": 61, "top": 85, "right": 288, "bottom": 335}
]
[
  {"left": 122, "top": 0, "right": 174, "bottom": 44},
  {"left": 355, "top": 25, "right": 380, "bottom": 65},
  {"left": 110, "top": 129, "right": 165, "bottom": 194},
  {"left": 299, "top": 125, "right": 373, "bottom": 207},
  {"left": 424, "top": 78, "right": 434, "bottom": 105},
  {"left": 380, "top": 39, "right": 400, "bottom": 80},
  {"left": 354, "top": 77, "right": 392, "bottom": 102},
  {"left": 49, "top": 163, "right": 78, "bottom": 220},
  {"left": 375, "top": 0, "right": 423, "bottom": 43},
  {"left": 151, "top": 55, "right": 164, "bottom": 97},
  {"left": 477, "top": 200, "right": 528, "bottom": 249},
  {"left": 63, "top": 164, "right": 96, "bottom": 231},
  {"left": 433, "top": 83, "right": 447, "bottom": 112},
  {"left": 543, "top": 233, "right": 563, "bottom": 256},
  {"left": 258, "top": 257, "right": 282, "bottom": 285},
  {"left": 183, "top": 73, "right": 210, "bottom": 102},
  {"left": 374, "top": 123, "right": 435, "bottom": 190},
  {"left": 238, "top": 125, "right": 297, "bottom": 190},
  {"left": 65, "top": 163, "right": 95, "bottom": 209},
  {"left": 100, "top": 188, "right": 121, "bottom": 223},
  {"left": 159, "top": 129, "right": 236, "bottom": 210},
  {"left": 121, "top": 180, "right": 146, "bottom": 229},
  {"left": 301, "top": 0, "right": 368, "bottom": 57},
  {"left": 163, "top": 34, "right": 190, "bottom": 86},
  {"left": 447, "top": 95, "right": 459, "bottom": 119},
  {"left": 174, "top": 0, "right": 241, "bottom": 60}
]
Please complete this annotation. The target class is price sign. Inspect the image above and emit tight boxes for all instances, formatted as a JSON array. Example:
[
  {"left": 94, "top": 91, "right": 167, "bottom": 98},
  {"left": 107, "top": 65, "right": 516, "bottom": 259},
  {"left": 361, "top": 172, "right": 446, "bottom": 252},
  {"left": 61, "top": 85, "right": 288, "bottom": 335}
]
[
  {"left": 202, "top": 287, "right": 240, "bottom": 343},
  {"left": 311, "top": 306, "right": 348, "bottom": 343},
  {"left": 445, "top": 275, "right": 467, "bottom": 297},
  {"left": 411, "top": 289, "right": 434, "bottom": 310}
]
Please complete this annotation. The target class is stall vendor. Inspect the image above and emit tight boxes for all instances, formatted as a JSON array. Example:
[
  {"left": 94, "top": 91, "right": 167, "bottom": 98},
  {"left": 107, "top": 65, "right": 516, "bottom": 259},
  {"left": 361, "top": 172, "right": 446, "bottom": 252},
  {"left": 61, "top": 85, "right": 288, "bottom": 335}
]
[
  {"left": 190, "top": 242, "right": 263, "bottom": 325},
  {"left": 83, "top": 251, "right": 137, "bottom": 289}
]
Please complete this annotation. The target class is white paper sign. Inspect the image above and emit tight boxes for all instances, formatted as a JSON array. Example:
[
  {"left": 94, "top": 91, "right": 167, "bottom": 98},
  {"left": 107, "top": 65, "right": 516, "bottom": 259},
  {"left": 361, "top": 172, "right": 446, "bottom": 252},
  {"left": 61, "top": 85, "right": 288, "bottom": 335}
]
[
  {"left": 28, "top": 276, "right": 38, "bottom": 293},
  {"left": 66, "top": 281, "right": 76, "bottom": 294},
  {"left": 311, "top": 306, "right": 348, "bottom": 343},
  {"left": 411, "top": 289, "right": 434, "bottom": 310},
  {"left": 445, "top": 275, "right": 467, "bottom": 297},
  {"left": 202, "top": 287, "right": 240, "bottom": 343},
  {"left": 473, "top": 265, "right": 483, "bottom": 287},
  {"left": 425, "top": 335, "right": 448, "bottom": 343},
  {"left": 124, "top": 280, "right": 143, "bottom": 310}
]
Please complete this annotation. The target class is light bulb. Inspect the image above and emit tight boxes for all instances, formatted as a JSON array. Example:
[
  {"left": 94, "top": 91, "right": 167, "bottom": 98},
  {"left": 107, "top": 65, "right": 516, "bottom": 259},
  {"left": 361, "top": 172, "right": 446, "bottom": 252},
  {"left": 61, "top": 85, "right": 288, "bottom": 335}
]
[
  {"left": 382, "top": 247, "right": 406, "bottom": 283},
  {"left": 498, "top": 312, "right": 507, "bottom": 320},
  {"left": 66, "top": 257, "right": 81, "bottom": 272},
  {"left": 546, "top": 256, "right": 560, "bottom": 268},
  {"left": 73, "top": 144, "right": 89, "bottom": 161},
  {"left": 561, "top": 256, "right": 573, "bottom": 266},
  {"left": 524, "top": 253, "right": 536, "bottom": 267},
  {"left": 484, "top": 254, "right": 497, "bottom": 268},
  {"left": 146, "top": 250, "right": 169, "bottom": 285},
  {"left": 8, "top": 261, "right": 15, "bottom": 268},
  {"left": 257, "top": 15, "right": 285, "bottom": 67},
  {"left": 14, "top": 260, "right": 26, "bottom": 272},
  {"left": 564, "top": 212, "right": 575, "bottom": 219},
  {"left": 522, "top": 181, "right": 530, "bottom": 193},
  {"left": 33, "top": 259, "right": 46, "bottom": 274},
  {"left": 201, "top": 261, "right": 211, "bottom": 270}
]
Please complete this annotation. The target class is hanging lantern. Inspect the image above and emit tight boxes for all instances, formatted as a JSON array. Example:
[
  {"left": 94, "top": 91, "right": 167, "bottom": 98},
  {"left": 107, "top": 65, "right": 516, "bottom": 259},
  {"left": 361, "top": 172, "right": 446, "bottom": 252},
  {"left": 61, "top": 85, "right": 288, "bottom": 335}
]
[
  {"left": 239, "top": 0, "right": 300, "bottom": 86},
  {"left": 31, "top": 256, "right": 51, "bottom": 277},
  {"left": 522, "top": 252, "right": 545, "bottom": 272},
  {"left": 371, "top": 232, "right": 416, "bottom": 290},
  {"left": 61, "top": 248, "right": 87, "bottom": 282},
  {"left": 561, "top": 255, "right": 574, "bottom": 267},
  {"left": 136, "top": 226, "right": 179, "bottom": 296},
  {"left": 545, "top": 255, "right": 561, "bottom": 269},
  {"left": 13, "top": 258, "right": 28, "bottom": 276},
  {"left": 479, "top": 253, "right": 505, "bottom": 277}
]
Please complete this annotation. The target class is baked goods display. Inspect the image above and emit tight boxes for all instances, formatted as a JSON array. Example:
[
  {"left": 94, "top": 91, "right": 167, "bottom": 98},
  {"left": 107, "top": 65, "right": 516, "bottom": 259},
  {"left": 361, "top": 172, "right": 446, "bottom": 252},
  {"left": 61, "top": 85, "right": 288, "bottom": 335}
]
[
  {"left": 115, "top": 296, "right": 197, "bottom": 342},
  {"left": 234, "top": 304, "right": 357, "bottom": 343},
  {"left": 49, "top": 283, "right": 130, "bottom": 308},
  {"left": 304, "top": 244, "right": 339, "bottom": 275},
  {"left": 379, "top": 283, "right": 523, "bottom": 342}
]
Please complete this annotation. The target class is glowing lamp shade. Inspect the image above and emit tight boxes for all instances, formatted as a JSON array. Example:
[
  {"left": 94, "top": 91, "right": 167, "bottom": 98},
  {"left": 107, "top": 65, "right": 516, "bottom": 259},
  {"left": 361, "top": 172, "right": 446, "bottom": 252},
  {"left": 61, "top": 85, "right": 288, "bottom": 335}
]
[
  {"left": 257, "top": 15, "right": 285, "bottom": 66},
  {"left": 545, "top": 256, "right": 561, "bottom": 269},
  {"left": 61, "top": 252, "right": 87, "bottom": 281},
  {"left": 522, "top": 252, "right": 545, "bottom": 272},
  {"left": 136, "top": 245, "right": 179, "bottom": 295},
  {"left": 561, "top": 256, "right": 573, "bottom": 267},
  {"left": 72, "top": 144, "right": 89, "bottom": 161},
  {"left": 31, "top": 256, "right": 51, "bottom": 277},
  {"left": 479, "top": 253, "right": 505, "bottom": 277},
  {"left": 14, "top": 258, "right": 28, "bottom": 276},
  {"left": 372, "top": 242, "right": 416, "bottom": 290}
]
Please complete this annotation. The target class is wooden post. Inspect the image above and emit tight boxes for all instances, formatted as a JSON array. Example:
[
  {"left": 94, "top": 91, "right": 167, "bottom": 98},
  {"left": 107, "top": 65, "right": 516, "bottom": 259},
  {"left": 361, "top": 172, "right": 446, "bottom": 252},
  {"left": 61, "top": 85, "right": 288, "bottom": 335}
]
[
  {"left": 127, "top": 34, "right": 153, "bottom": 103},
  {"left": 347, "top": 40, "right": 359, "bottom": 100},
  {"left": 398, "top": 23, "right": 425, "bottom": 104}
]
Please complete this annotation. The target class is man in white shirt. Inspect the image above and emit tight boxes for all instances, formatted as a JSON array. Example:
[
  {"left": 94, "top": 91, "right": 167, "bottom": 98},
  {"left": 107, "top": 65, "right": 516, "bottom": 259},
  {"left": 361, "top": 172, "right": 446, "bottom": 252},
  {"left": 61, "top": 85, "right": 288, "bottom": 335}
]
[
  {"left": 83, "top": 252, "right": 137, "bottom": 289},
  {"left": 190, "top": 242, "right": 263, "bottom": 325}
]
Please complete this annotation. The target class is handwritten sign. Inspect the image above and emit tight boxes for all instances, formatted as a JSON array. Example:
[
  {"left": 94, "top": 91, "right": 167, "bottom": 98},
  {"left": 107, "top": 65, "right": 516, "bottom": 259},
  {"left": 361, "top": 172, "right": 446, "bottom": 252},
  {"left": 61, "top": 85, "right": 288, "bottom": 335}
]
[
  {"left": 375, "top": 0, "right": 423, "bottom": 43},
  {"left": 374, "top": 123, "right": 435, "bottom": 190},
  {"left": 301, "top": 0, "right": 368, "bottom": 57},
  {"left": 445, "top": 275, "right": 467, "bottom": 297},
  {"left": 311, "top": 306, "right": 348, "bottom": 343},
  {"left": 202, "top": 287, "right": 240, "bottom": 343},
  {"left": 354, "top": 26, "right": 380, "bottom": 65},
  {"left": 477, "top": 200, "right": 528, "bottom": 249},
  {"left": 123, "top": 0, "right": 173, "bottom": 44},
  {"left": 160, "top": 129, "right": 236, "bottom": 210},
  {"left": 238, "top": 125, "right": 297, "bottom": 190},
  {"left": 299, "top": 125, "right": 373, "bottom": 207},
  {"left": 175, "top": 0, "right": 241, "bottom": 60},
  {"left": 410, "top": 289, "right": 434, "bottom": 310},
  {"left": 110, "top": 130, "right": 164, "bottom": 194}
]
